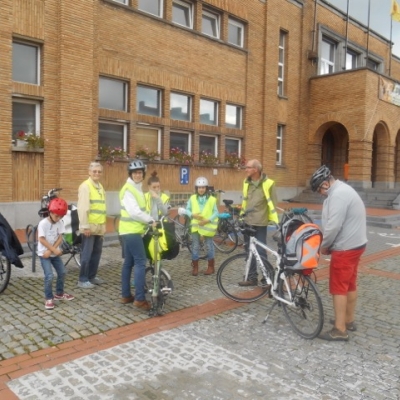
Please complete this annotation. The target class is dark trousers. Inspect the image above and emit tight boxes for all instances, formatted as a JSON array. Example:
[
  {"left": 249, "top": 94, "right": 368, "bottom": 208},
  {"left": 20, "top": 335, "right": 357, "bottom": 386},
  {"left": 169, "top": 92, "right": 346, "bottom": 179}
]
[
  {"left": 79, "top": 235, "right": 103, "bottom": 282},
  {"left": 245, "top": 225, "right": 267, "bottom": 281}
]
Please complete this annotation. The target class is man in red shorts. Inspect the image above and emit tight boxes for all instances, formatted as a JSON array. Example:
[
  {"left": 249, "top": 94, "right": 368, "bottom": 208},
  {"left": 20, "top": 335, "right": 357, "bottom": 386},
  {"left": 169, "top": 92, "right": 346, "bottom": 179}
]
[{"left": 310, "top": 166, "right": 367, "bottom": 341}]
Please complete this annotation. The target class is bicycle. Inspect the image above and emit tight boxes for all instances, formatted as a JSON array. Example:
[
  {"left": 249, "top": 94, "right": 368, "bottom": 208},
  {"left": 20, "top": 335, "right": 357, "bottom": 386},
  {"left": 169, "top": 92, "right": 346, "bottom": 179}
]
[
  {"left": 0, "top": 255, "right": 11, "bottom": 293},
  {"left": 144, "top": 222, "right": 174, "bottom": 316},
  {"left": 25, "top": 188, "right": 82, "bottom": 272},
  {"left": 277, "top": 206, "right": 314, "bottom": 224},
  {"left": 221, "top": 199, "right": 244, "bottom": 245},
  {"left": 216, "top": 212, "right": 324, "bottom": 339}
]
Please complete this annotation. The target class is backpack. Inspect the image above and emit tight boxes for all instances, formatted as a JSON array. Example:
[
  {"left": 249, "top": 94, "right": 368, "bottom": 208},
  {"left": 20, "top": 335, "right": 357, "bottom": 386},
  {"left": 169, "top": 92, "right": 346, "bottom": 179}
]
[{"left": 281, "top": 219, "right": 323, "bottom": 270}]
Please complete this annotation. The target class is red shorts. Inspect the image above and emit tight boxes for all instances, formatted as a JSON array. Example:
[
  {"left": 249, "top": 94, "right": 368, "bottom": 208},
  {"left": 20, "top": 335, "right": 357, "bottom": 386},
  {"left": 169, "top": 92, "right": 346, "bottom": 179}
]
[{"left": 329, "top": 246, "right": 366, "bottom": 295}]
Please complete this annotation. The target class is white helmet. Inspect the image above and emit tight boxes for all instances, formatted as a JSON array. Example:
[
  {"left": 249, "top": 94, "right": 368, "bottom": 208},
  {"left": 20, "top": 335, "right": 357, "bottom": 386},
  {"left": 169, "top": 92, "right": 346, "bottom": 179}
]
[{"left": 195, "top": 177, "right": 209, "bottom": 187}]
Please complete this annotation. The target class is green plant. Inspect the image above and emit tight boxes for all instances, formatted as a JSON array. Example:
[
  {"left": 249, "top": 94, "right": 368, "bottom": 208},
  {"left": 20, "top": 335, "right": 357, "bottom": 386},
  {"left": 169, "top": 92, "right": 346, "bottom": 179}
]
[
  {"left": 135, "top": 146, "right": 160, "bottom": 161},
  {"left": 26, "top": 133, "right": 45, "bottom": 149},
  {"left": 170, "top": 147, "right": 194, "bottom": 165},
  {"left": 98, "top": 145, "right": 130, "bottom": 165},
  {"left": 199, "top": 150, "right": 219, "bottom": 166},
  {"left": 225, "top": 152, "right": 246, "bottom": 169}
]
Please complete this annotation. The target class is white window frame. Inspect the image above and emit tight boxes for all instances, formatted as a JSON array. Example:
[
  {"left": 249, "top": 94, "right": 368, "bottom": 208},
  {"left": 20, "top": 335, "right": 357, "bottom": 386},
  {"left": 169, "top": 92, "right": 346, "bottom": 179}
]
[
  {"left": 172, "top": 0, "right": 193, "bottom": 29},
  {"left": 202, "top": 9, "right": 220, "bottom": 39},
  {"left": 98, "top": 121, "right": 128, "bottom": 151},
  {"left": 199, "top": 134, "right": 218, "bottom": 157},
  {"left": 170, "top": 130, "right": 193, "bottom": 154},
  {"left": 320, "top": 37, "right": 336, "bottom": 75},
  {"left": 138, "top": 0, "right": 163, "bottom": 17},
  {"left": 346, "top": 49, "right": 359, "bottom": 70},
  {"left": 276, "top": 125, "right": 284, "bottom": 166},
  {"left": 225, "top": 137, "right": 242, "bottom": 157},
  {"left": 225, "top": 104, "right": 242, "bottom": 129},
  {"left": 12, "top": 41, "right": 40, "bottom": 85},
  {"left": 170, "top": 92, "right": 192, "bottom": 121},
  {"left": 278, "top": 31, "right": 286, "bottom": 96},
  {"left": 12, "top": 98, "right": 41, "bottom": 140},
  {"left": 228, "top": 18, "right": 244, "bottom": 48},
  {"left": 113, "top": 0, "right": 128, "bottom": 4},
  {"left": 200, "top": 98, "right": 219, "bottom": 126},
  {"left": 137, "top": 85, "right": 162, "bottom": 117},
  {"left": 99, "top": 77, "right": 128, "bottom": 111}
]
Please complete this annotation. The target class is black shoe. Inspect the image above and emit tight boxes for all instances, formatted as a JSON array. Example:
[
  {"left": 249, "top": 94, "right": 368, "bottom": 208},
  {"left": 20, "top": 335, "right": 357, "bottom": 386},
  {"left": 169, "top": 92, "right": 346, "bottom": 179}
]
[
  {"left": 329, "top": 319, "right": 357, "bottom": 332},
  {"left": 318, "top": 327, "right": 349, "bottom": 341},
  {"left": 238, "top": 279, "right": 258, "bottom": 287}
]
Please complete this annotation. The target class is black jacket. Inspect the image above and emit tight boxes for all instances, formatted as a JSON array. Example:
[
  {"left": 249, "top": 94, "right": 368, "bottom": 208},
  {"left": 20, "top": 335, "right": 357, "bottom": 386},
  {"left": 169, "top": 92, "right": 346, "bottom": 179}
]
[{"left": 0, "top": 213, "right": 24, "bottom": 268}]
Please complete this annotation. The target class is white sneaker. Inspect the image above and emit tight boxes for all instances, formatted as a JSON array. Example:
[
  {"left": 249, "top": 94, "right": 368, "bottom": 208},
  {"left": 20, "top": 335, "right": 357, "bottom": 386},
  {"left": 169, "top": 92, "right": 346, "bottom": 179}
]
[
  {"left": 90, "top": 277, "right": 105, "bottom": 285},
  {"left": 77, "top": 281, "right": 95, "bottom": 289}
]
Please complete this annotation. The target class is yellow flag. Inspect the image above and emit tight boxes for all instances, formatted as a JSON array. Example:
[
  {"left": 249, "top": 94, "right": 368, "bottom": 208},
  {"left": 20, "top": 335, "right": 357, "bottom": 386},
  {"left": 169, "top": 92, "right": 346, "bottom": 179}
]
[{"left": 392, "top": 0, "right": 400, "bottom": 22}]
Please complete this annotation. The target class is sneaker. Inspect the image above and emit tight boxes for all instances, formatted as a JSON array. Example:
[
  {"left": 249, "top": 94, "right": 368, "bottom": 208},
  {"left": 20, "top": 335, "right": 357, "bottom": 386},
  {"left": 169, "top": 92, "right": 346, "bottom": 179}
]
[
  {"left": 318, "top": 327, "right": 349, "bottom": 341},
  {"left": 120, "top": 295, "right": 135, "bottom": 304},
  {"left": 238, "top": 279, "right": 258, "bottom": 287},
  {"left": 77, "top": 281, "right": 96, "bottom": 289},
  {"left": 90, "top": 277, "right": 105, "bottom": 285},
  {"left": 45, "top": 299, "right": 55, "bottom": 310},
  {"left": 133, "top": 300, "right": 151, "bottom": 311},
  {"left": 54, "top": 293, "right": 75, "bottom": 301},
  {"left": 329, "top": 319, "right": 357, "bottom": 332}
]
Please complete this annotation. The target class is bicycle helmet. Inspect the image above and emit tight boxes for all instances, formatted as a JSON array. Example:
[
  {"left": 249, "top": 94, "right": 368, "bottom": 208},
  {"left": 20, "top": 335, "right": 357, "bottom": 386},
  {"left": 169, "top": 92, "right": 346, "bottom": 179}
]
[
  {"left": 48, "top": 198, "right": 68, "bottom": 217},
  {"left": 128, "top": 160, "right": 146, "bottom": 178},
  {"left": 195, "top": 176, "right": 209, "bottom": 187},
  {"left": 310, "top": 165, "right": 331, "bottom": 192}
]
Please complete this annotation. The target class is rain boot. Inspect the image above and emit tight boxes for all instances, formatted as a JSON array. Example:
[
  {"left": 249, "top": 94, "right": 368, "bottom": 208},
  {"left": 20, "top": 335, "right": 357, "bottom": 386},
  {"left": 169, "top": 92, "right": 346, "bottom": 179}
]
[
  {"left": 191, "top": 260, "right": 199, "bottom": 276},
  {"left": 204, "top": 259, "right": 215, "bottom": 275}
]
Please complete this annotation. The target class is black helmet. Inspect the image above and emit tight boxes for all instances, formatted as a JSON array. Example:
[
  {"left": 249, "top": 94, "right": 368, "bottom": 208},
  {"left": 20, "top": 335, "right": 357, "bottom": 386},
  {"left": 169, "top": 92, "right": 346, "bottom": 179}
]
[
  {"left": 310, "top": 165, "right": 331, "bottom": 192},
  {"left": 128, "top": 160, "right": 146, "bottom": 178}
]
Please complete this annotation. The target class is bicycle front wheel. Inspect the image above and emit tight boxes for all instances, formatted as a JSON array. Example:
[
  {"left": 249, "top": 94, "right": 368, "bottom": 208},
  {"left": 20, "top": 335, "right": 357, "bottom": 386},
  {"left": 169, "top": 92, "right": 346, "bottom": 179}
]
[
  {"left": 217, "top": 253, "right": 273, "bottom": 302},
  {"left": 278, "top": 270, "right": 324, "bottom": 339},
  {"left": 25, "top": 224, "right": 37, "bottom": 253},
  {"left": 0, "top": 255, "right": 11, "bottom": 294},
  {"left": 213, "top": 220, "right": 238, "bottom": 254}
]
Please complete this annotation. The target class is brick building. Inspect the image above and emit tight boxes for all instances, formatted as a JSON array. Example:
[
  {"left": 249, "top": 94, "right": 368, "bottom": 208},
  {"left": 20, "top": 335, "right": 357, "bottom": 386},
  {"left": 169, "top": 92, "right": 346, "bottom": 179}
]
[{"left": 1, "top": 0, "right": 400, "bottom": 228}]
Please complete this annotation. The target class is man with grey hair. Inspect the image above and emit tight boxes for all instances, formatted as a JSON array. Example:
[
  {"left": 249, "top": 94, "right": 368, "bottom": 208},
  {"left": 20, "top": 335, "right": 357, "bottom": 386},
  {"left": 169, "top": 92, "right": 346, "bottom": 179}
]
[{"left": 77, "top": 162, "right": 107, "bottom": 288}]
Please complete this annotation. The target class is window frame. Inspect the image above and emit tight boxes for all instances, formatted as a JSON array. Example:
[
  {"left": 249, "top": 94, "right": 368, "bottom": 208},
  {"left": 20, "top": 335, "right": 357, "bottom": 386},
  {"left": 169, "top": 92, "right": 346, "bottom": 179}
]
[
  {"left": 138, "top": 0, "right": 163, "bottom": 17},
  {"left": 12, "top": 98, "right": 41, "bottom": 140},
  {"left": 199, "top": 134, "right": 218, "bottom": 157},
  {"left": 12, "top": 41, "right": 41, "bottom": 85},
  {"left": 99, "top": 76, "right": 128, "bottom": 112},
  {"left": 113, "top": 0, "right": 128, "bottom": 4},
  {"left": 225, "top": 104, "right": 242, "bottom": 129},
  {"left": 345, "top": 49, "right": 359, "bottom": 70},
  {"left": 228, "top": 18, "right": 244, "bottom": 48},
  {"left": 276, "top": 124, "right": 284, "bottom": 166},
  {"left": 136, "top": 85, "right": 162, "bottom": 117},
  {"left": 200, "top": 98, "right": 219, "bottom": 126},
  {"left": 278, "top": 30, "right": 286, "bottom": 96},
  {"left": 172, "top": 0, "right": 193, "bottom": 29},
  {"left": 170, "top": 130, "right": 193, "bottom": 154},
  {"left": 225, "top": 137, "right": 242, "bottom": 157},
  {"left": 98, "top": 121, "right": 128, "bottom": 151},
  {"left": 202, "top": 9, "right": 220, "bottom": 39},
  {"left": 135, "top": 125, "right": 162, "bottom": 153},
  {"left": 170, "top": 92, "right": 192, "bottom": 121},
  {"left": 320, "top": 37, "right": 336, "bottom": 75}
]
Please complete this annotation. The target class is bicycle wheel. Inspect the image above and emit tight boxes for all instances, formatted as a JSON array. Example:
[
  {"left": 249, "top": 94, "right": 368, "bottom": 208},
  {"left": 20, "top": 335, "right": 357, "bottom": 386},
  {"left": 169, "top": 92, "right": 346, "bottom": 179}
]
[
  {"left": 145, "top": 265, "right": 172, "bottom": 315},
  {"left": 173, "top": 215, "right": 186, "bottom": 245},
  {"left": 278, "top": 270, "right": 324, "bottom": 339},
  {"left": 213, "top": 220, "right": 238, "bottom": 254},
  {"left": 25, "top": 224, "right": 37, "bottom": 253},
  {"left": 217, "top": 253, "right": 273, "bottom": 302},
  {"left": 0, "top": 255, "right": 11, "bottom": 294}
]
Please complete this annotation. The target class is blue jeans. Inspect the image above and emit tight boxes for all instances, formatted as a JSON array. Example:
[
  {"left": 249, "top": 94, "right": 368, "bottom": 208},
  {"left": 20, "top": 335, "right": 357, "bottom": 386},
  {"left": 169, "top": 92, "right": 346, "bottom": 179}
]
[
  {"left": 79, "top": 235, "right": 103, "bottom": 282},
  {"left": 39, "top": 256, "right": 66, "bottom": 300},
  {"left": 245, "top": 225, "right": 267, "bottom": 281},
  {"left": 191, "top": 232, "right": 215, "bottom": 261},
  {"left": 121, "top": 234, "right": 147, "bottom": 301}
]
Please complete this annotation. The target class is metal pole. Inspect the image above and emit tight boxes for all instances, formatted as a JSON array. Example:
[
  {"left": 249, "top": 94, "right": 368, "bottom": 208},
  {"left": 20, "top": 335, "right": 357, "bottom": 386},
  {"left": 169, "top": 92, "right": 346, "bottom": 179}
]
[
  {"left": 366, "top": 0, "right": 371, "bottom": 64},
  {"left": 344, "top": 0, "right": 350, "bottom": 70},
  {"left": 389, "top": 17, "right": 393, "bottom": 76}
]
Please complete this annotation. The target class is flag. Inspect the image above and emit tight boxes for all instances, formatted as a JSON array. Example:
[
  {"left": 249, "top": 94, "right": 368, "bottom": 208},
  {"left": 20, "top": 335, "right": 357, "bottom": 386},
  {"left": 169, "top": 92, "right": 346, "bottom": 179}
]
[{"left": 392, "top": 0, "right": 400, "bottom": 22}]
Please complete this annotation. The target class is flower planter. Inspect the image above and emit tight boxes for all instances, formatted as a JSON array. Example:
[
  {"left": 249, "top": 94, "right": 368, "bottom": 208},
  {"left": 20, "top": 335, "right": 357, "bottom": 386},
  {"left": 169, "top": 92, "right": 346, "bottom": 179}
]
[{"left": 16, "top": 139, "right": 27, "bottom": 147}]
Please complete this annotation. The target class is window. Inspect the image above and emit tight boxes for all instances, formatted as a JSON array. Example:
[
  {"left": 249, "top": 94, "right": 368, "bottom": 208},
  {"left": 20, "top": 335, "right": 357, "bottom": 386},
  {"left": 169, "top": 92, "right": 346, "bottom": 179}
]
[
  {"left": 137, "top": 85, "right": 162, "bottom": 117},
  {"left": 367, "top": 58, "right": 379, "bottom": 71},
  {"left": 199, "top": 135, "right": 217, "bottom": 155},
  {"left": 346, "top": 50, "right": 358, "bottom": 70},
  {"left": 170, "top": 131, "right": 192, "bottom": 153},
  {"left": 202, "top": 10, "right": 220, "bottom": 38},
  {"left": 228, "top": 18, "right": 244, "bottom": 47},
  {"left": 98, "top": 122, "right": 127, "bottom": 150},
  {"left": 172, "top": 0, "right": 193, "bottom": 28},
  {"left": 278, "top": 31, "right": 287, "bottom": 96},
  {"left": 320, "top": 38, "right": 336, "bottom": 75},
  {"left": 170, "top": 92, "right": 191, "bottom": 121},
  {"left": 225, "top": 104, "right": 242, "bottom": 129},
  {"left": 200, "top": 99, "right": 218, "bottom": 125},
  {"left": 136, "top": 126, "right": 161, "bottom": 153},
  {"left": 138, "top": 0, "right": 162, "bottom": 17},
  {"left": 276, "top": 125, "right": 284, "bottom": 165},
  {"left": 225, "top": 138, "right": 241, "bottom": 155},
  {"left": 12, "top": 100, "right": 40, "bottom": 140},
  {"left": 12, "top": 42, "right": 40, "bottom": 84},
  {"left": 99, "top": 77, "right": 127, "bottom": 111},
  {"left": 113, "top": 0, "right": 128, "bottom": 4}
]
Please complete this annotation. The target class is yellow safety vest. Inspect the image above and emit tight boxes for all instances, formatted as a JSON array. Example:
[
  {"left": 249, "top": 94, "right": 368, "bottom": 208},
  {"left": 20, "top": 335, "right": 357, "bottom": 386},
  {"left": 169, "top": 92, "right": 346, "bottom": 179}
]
[
  {"left": 144, "top": 192, "right": 170, "bottom": 217},
  {"left": 85, "top": 179, "right": 106, "bottom": 224},
  {"left": 119, "top": 183, "right": 147, "bottom": 235},
  {"left": 241, "top": 178, "right": 278, "bottom": 224},
  {"left": 190, "top": 195, "right": 218, "bottom": 237}
]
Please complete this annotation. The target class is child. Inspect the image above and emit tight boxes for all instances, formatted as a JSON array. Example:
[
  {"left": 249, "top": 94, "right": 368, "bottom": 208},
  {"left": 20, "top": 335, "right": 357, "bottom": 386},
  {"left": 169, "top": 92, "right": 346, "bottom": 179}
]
[
  {"left": 37, "top": 198, "right": 75, "bottom": 310},
  {"left": 178, "top": 176, "right": 219, "bottom": 276}
]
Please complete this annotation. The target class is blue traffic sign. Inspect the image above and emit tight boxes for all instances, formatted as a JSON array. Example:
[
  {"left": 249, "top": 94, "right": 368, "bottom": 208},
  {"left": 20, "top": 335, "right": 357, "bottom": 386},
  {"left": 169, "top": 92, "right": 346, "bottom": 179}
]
[{"left": 180, "top": 166, "right": 189, "bottom": 184}]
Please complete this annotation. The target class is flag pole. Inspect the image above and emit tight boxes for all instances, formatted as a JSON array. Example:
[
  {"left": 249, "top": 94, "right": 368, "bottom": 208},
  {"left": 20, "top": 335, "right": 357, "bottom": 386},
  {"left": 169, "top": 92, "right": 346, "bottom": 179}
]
[
  {"left": 366, "top": 0, "right": 371, "bottom": 64},
  {"left": 389, "top": 16, "right": 393, "bottom": 76},
  {"left": 344, "top": 0, "right": 350, "bottom": 70}
]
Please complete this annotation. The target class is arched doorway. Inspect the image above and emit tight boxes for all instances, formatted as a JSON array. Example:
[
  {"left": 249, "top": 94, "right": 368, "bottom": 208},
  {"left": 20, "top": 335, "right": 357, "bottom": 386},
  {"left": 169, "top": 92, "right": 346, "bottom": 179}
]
[
  {"left": 394, "top": 131, "right": 400, "bottom": 188},
  {"left": 370, "top": 122, "right": 391, "bottom": 188}
]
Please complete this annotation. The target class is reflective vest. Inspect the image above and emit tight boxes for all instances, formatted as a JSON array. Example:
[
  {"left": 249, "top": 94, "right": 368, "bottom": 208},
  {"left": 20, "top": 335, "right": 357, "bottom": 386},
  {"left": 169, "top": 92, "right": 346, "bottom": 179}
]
[
  {"left": 144, "top": 192, "right": 170, "bottom": 217},
  {"left": 119, "top": 183, "right": 147, "bottom": 235},
  {"left": 85, "top": 179, "right": 106, "bottom": 224},
  {"left": 242, "top": 178, "right": 278, "bottom": 224},
  {"left": 190, "top": 195, "right": 218, "bottom": 237}
]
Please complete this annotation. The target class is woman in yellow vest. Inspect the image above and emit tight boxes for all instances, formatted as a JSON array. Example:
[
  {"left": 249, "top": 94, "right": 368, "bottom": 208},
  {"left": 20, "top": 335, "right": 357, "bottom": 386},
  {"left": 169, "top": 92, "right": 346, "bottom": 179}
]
[
  {"left": 178, "top": 177, "right": 218, "bottom": 276},
  {"left": 119, "top": 160, "right": 156, "bottom": 311},
  {"left": 144, "top": 171, "right": 170, "bottom": 220}
]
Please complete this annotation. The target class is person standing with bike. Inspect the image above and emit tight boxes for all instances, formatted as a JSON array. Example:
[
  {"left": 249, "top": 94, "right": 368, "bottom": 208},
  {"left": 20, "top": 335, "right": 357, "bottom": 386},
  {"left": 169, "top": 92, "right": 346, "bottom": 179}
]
[
  {"left": 77, "top": 161, "right": 107, "bottom": 289},
  {"left": 239, "top": 159, "right": 279, "bottom": 286},
  {"left": 178, "top": 176, "right": 218, "bottom": 276},
  {"left": 310, "top": 165, "right": 367, "bottom": 342},
  {"left": 119, "top": 160, "right": 156, "bottom": 310}
]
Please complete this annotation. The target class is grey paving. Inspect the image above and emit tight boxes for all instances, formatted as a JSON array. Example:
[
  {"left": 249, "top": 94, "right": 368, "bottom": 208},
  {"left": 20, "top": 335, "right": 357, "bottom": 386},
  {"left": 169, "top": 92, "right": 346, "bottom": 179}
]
[{"left": 3, "top": 227, "right": 400, "bottom": 399}]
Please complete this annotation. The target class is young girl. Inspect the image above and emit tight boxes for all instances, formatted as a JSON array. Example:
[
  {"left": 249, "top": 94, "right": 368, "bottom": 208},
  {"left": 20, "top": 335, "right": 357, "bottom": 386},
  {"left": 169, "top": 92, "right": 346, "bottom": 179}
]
[
  {"left": 144, "top": 171, "right": 170, "bottom": 220},
  {"left": 37, "top": 198, "right": 75, "bottom": 310},
  {"left": 178, "top": 176, "right": 219, "bottom": 276}
]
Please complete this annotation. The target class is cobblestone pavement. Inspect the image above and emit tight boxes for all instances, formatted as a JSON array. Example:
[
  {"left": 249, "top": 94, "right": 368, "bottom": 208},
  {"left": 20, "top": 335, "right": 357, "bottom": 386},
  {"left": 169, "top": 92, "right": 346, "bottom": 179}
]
[{"left": 2, "top": 226, "right": 400, "bottom": 399}]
